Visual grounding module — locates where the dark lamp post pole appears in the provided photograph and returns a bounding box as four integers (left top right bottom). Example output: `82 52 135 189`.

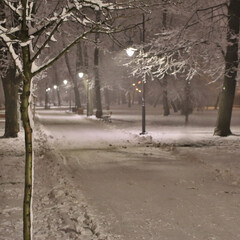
141 78 146 135
140 13 146 135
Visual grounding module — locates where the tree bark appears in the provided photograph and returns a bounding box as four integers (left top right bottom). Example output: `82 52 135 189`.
127 91 131 108
53 65 61 106
94 11 102 118
162 77 170 116
162 5 170 116
0 79 4 107
153 94 161 108
64 52 81 109
163 90 170 116
182 80 192 125
0 4 19 138
214 0 240 136
121 90 127 104
21 79 33 240
171 100 178 112
104 87 110 110
1 65 19 138
62 35 81 109
20 34 34 240
214 92 220 110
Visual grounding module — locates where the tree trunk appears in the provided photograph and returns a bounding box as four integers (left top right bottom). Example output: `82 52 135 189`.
21 80 33 240
62 36 81 109
162 78 170 116
1 65 19 138
171 100 178 112
153 94 161 108
104 87 110 110
121 91 127 104
127 91 131 108
214 0 239 136
117 89 121 105
94 11 102 118
132 88 135 105
0 80 4 107
64 52 81 109
182 80 192 125
53 65 61 106
214 92 220 110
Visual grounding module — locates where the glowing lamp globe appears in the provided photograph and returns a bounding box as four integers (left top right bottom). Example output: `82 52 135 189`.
126 47 136 57
78 72 84 78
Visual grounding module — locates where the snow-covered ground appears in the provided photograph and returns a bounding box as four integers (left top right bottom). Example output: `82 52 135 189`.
1 106 240 240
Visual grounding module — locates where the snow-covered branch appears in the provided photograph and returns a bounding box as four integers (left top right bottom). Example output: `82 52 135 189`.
126 28 225 84
2 0 23 17
0 33 22 73
32 28 94 76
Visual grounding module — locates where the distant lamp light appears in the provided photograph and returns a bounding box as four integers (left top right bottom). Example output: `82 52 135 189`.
136 88 139 91
138 81 142 84
78 72 84 78
132 83 136 86
63 80 68 85
46 87 51 92
126 47 136 57
53 85 57 89
139 90 142 93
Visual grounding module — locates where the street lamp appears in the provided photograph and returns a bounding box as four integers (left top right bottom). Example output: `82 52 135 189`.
45 87 51 109
78 72 92 116
78 72 84 78
63 80 71 110
126 47 137 57
126 14 146 135
53 85 57 89
126 48 146 135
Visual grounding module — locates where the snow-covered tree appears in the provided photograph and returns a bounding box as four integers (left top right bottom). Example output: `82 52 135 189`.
126 0 240 130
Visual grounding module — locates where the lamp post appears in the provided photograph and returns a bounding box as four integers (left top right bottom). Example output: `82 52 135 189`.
45 87 51 109
126 14 146 135
140 13 146 135
63 79 71 110
78 72 93 116
141 74 146 135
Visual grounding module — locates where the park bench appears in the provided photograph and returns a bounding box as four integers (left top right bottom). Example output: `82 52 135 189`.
101 112 112 123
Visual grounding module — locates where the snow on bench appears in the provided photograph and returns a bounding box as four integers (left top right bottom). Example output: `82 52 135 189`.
101 112 112 123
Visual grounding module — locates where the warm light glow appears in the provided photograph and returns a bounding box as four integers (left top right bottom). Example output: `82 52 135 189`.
63 80 68 85
78 72 84 78
53 85 57 89
136 88 139 91
138 81 142 84
126 47 137 57
132 83 136 86
139 90 142 93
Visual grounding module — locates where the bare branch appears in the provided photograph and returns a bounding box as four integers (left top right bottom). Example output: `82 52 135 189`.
32 29 94 76
2 0 22 17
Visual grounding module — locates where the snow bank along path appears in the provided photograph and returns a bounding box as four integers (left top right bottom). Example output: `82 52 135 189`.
0 120 111 240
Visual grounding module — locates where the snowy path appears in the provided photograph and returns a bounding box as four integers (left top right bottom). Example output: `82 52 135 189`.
37 109 240 240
